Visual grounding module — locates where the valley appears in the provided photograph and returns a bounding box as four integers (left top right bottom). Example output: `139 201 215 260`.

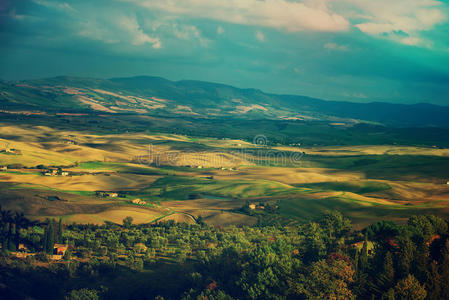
1 120 448 229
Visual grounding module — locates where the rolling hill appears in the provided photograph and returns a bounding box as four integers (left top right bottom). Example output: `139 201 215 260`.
1 75 449 127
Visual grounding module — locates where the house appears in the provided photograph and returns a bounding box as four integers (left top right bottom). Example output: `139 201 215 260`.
3 148 22 155
249 203 257 210
18 243 28 252
43 169 58 176
351 240 375 254
53 244 68 256
96 191 119 198
0 166 7 171
197 165 203 169
132 198 147 205
133 243 148 253
61 171 69 176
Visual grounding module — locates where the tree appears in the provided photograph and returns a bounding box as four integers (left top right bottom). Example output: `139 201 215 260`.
426 262 442 300
440 239 449 299
44 221 55 254
397 238 415 278
58 218 63 243
394 274 426 300
319 210 351 240
302 222 327 263
359 235 370 273
65 288 99 300
13 212 30 248
0 207 13 250
374 251 395 297
123 216 133 229
303 258 355 299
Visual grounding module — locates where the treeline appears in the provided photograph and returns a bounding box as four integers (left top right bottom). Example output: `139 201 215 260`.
1 209 449 299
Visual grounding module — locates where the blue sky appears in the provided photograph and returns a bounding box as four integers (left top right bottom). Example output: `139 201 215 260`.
1 0 449 105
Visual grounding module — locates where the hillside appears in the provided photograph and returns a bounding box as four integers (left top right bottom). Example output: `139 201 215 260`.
1 76 449 127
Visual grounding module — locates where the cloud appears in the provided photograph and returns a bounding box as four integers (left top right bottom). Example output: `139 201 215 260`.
33 0 76 12
255 31 265 42
172 24 209 47
217 26 225 35
119 15 161 47
125 0 350 32
324 42 348 51
343 0 448 46
78 14 161 49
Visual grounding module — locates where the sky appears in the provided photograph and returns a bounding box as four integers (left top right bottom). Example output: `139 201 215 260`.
1 0 449 105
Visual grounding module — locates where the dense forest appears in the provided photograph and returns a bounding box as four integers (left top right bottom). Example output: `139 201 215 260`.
1 206 449 299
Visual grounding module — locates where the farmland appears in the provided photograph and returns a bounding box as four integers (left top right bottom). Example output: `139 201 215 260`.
1 122 448 229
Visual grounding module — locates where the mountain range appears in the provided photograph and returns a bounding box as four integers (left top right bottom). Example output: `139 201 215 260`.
1 75 448 128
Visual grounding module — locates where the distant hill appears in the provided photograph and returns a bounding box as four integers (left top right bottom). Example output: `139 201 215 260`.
0 75 448 127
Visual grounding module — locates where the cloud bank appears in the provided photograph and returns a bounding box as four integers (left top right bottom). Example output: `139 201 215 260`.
125 0 350 32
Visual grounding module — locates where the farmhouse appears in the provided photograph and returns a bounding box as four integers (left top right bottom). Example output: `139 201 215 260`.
248 203 266 210
53 244 68 255
351 241 375 254
132 198 147 205
1 147 22 155
18 243 29 252
43 169 58 176
0 165 7 171
96 191 119 198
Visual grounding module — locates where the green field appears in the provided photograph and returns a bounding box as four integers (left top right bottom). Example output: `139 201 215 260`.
1 119 449 227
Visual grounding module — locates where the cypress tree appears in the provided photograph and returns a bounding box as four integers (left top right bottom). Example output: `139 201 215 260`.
374 251 395 297
398 238 415 278
359 236 369 272
43 226 48 252
46 221 54 254
441 240 449 299
383 251 395 283
58 218 63 243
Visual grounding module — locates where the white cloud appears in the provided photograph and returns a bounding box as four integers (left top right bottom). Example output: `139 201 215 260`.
255 31 265 42
125 0 350 32
217 26 225 35
143 19 210 47
33 0 76 12
324 42 348 51
172 24 209 47
119 15 162 47
124 0 447 48
341 0 447 46
78 14 161 49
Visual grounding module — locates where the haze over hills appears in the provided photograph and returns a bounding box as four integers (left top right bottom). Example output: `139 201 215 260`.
1 75 449 128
